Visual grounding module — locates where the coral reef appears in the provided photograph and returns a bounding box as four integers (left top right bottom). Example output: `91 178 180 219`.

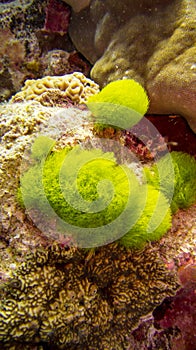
1 196 195 349
41 50 91 77
126 203 196 350
0 28 26 100
0 242 179 349
69 0 196 132
11 72 99 105
0 0 46 99
0 94 94 279
0 67 196 349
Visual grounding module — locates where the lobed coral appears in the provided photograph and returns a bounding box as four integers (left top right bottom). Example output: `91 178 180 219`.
11 72 99 105
0 242 179 349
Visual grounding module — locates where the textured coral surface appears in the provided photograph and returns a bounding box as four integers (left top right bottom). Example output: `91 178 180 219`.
0 243 179 349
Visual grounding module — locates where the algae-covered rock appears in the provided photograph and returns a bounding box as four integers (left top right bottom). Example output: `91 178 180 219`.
69 0 196 132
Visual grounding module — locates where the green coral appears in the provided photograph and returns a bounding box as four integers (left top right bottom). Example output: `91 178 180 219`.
144 151 196 213
18 140 171 248
86 79 149 129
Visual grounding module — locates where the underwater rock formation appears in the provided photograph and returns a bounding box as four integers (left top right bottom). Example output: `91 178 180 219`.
69 0 196 132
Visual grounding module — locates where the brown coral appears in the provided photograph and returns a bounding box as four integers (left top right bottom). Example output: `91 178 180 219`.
11 72 99 106
0 242 179 349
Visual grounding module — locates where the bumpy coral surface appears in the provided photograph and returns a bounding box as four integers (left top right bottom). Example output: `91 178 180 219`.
69 0 196 132
0 242 179 349
11 72 99 105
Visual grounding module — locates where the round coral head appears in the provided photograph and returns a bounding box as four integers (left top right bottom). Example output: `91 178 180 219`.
86 79 149 129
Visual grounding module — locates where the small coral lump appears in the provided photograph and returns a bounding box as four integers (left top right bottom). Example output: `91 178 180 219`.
86 79 149 128
11 72 99 105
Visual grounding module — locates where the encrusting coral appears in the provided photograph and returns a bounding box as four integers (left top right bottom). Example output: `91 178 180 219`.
0 242 179 349
11 72 99 106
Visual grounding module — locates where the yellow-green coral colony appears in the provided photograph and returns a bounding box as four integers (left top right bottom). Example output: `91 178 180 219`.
86 79 149 129
18 140 171 249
